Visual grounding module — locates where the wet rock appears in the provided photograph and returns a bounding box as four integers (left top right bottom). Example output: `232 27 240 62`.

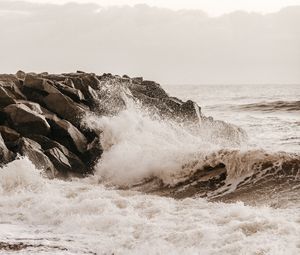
55 82 85 103
23 74 60 94
28 135 86 173
0 86 17 107
16 70 26 80
81 74 101 90
70 76 99 104
42 92 88 126
179 100 202 122
84 137 103 168
46 115 88 154
16 137 56 177
0 126 20 143
45 147 72 174
0 133 15 165
140 80 169 99
132 77 143 84
3 103 50 136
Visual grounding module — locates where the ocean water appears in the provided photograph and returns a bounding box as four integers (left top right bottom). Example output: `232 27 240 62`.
0 84 299 254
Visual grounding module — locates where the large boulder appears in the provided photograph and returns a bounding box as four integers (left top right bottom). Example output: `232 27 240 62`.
23 74 60 94
44 147 73 175
42 92 88 126
3 103 50 136
129 80 169 99
28 135 86 174
0 86 16 108
0 133 15 165
16 137 56 177
0 126 20 143
55 82 85 103
69 76 99 104
46 115 88 155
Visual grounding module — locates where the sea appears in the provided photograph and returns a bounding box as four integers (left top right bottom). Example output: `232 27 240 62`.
0 84 299 255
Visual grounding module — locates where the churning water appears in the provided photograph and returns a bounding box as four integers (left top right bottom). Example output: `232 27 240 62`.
0 84 299 254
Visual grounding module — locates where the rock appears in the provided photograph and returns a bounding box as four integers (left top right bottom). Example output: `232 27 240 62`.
0 78 26 108
44 147 72 174
28 135 86 173
63 78 75 88
55 82 85 103
40 74 66 82
179 100 202 122
16 70 26 80
0 86 17 108
16 137 56 177
0 80 26 99
0 126 20 143
129 80 169 99
3 103 50 136
132 77 143 84
84 137 103 168
70 76 99 103
0 74 20 86
46 115 88 154
42 92 88 126
0 133 15 165
81 74 101 90
23 74 60 94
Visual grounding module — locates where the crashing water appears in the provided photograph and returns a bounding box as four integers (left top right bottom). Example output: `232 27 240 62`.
0 84 300 254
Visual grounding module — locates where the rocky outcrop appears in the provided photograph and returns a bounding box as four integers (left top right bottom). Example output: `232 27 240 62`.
3 103 50 136
0 70 243 178
0 133 15 165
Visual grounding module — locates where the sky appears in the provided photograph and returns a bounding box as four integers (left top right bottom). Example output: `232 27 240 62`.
9 0 300 16
0 1 299 84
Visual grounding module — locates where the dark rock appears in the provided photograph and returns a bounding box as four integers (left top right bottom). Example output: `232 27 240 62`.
44 147 72 174
84 137 103 168
23 74 60 94
179 100 202 122
40 74 66 82
70 76 99 103
62 78 75 88
3 103 50 136
0 126 20 143
0 74 20 86
132 77 143 84
129 80 169 99
123 74 130 79
42 92 88 126
28 135 86 173
0 133 15 165
55 82 85 103
0 86 17 107
16 70 26 80
16 137 56 177
81 74 101 90
46 115 88 154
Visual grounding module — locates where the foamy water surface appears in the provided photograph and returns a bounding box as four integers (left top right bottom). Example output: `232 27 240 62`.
0 84 299 254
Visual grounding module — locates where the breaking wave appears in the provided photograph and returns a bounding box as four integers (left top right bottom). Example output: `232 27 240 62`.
236 100 300 112
83 100 300 205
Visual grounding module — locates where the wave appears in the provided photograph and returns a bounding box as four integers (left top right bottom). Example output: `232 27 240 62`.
83 100 300 205
236 100 300 112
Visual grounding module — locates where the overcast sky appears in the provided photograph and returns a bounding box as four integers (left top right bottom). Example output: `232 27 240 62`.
7 0 300 16
0 1 299 84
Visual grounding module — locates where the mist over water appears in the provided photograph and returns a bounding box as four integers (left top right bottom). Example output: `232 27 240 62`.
0 84 300 254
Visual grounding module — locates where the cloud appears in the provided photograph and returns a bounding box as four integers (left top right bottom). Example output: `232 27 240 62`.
0 1 299 84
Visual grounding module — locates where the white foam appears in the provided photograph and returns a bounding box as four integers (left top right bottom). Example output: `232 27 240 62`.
0 158 299 254
84 102 246 187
